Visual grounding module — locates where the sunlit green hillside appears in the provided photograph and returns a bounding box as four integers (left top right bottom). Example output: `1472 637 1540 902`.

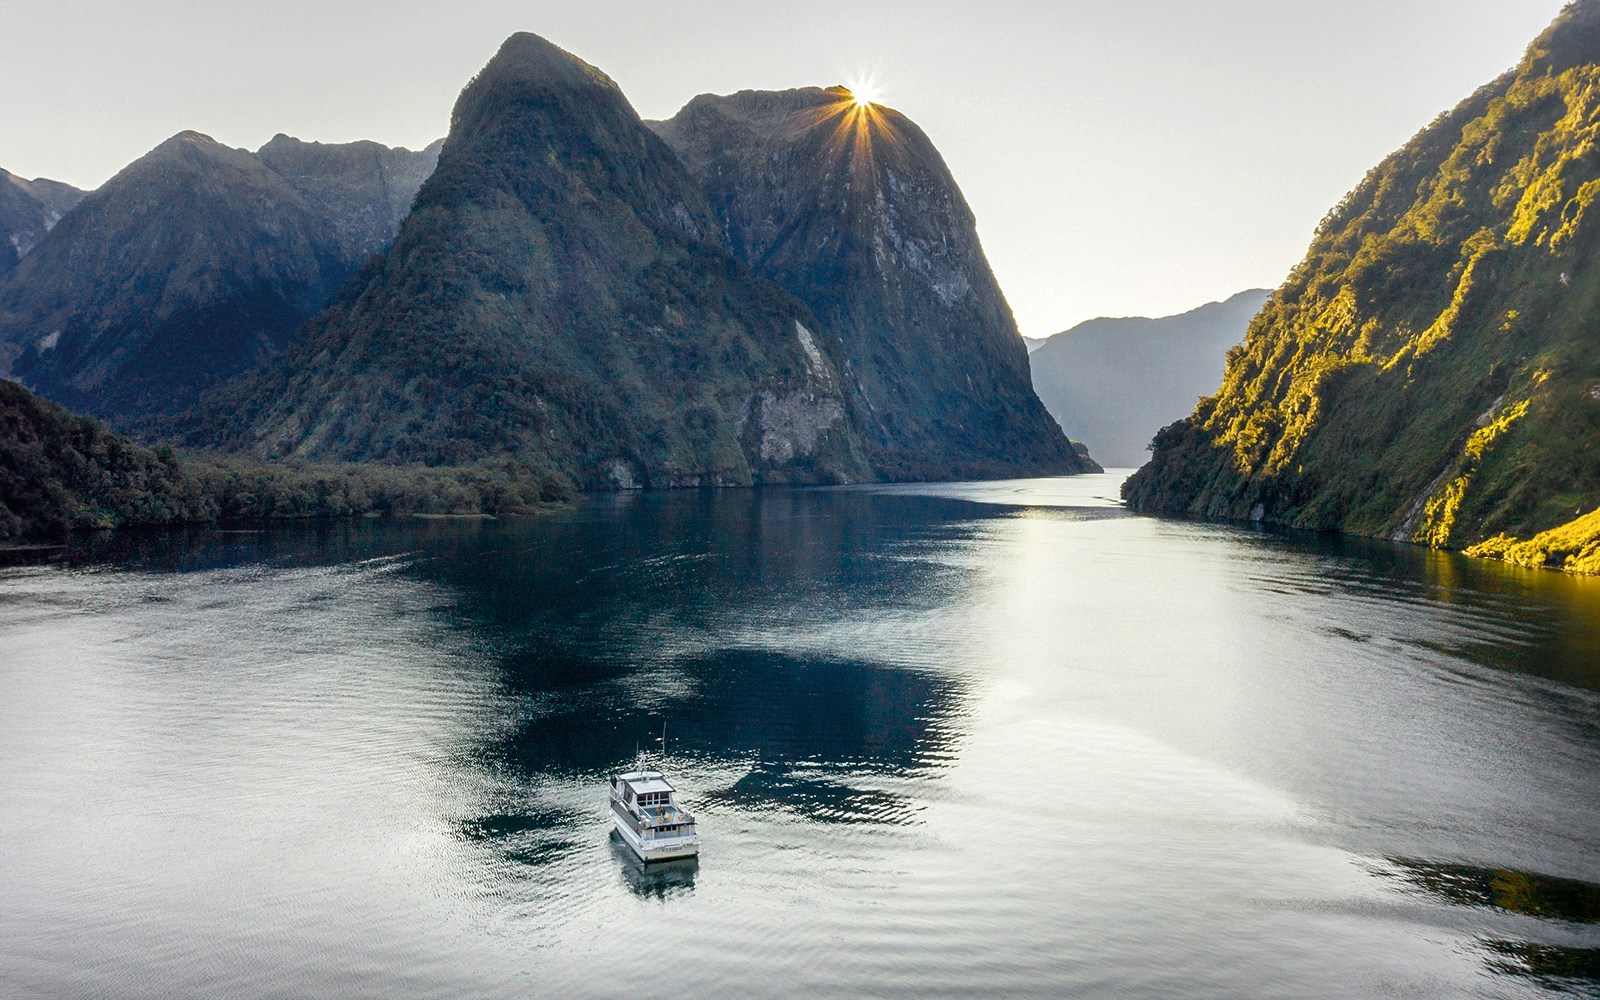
1125 1 1600 571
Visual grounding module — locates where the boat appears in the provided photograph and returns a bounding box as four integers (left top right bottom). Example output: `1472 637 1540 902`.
609 768 700 862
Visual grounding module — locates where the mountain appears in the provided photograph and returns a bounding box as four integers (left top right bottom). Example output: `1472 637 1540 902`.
1124 1 1600 570
648 87 1088 479
0 169 83 276
209 33 871 487
1022 336 1047 354
255 134 445 262
1029 290 1270 468
0 132 440 423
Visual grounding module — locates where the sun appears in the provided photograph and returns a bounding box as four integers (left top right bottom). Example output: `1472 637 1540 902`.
846 78 882 108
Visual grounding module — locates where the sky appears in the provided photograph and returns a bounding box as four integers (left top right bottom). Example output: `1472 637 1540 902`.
0 0 1570 336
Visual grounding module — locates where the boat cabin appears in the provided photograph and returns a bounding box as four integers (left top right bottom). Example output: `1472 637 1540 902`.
609 769 699 861
613 771 678 812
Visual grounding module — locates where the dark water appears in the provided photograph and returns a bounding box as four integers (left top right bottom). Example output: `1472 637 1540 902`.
2 473 1598 999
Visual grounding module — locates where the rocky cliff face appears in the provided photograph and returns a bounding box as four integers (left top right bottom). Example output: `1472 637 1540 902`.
210 33 869 487
0 169 83 276
1124 1 1600 555
1029 290 1269 468
0 133 439 422
649 87 1087 479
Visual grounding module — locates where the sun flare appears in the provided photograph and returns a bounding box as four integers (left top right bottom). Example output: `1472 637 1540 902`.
846 78 881 107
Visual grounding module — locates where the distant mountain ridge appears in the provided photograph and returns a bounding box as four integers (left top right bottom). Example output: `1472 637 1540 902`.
0 169 83 276
0 131 441 422
649 87 1087 479
1029 290 1270 467
256 133 445 264
1124 0 1600 571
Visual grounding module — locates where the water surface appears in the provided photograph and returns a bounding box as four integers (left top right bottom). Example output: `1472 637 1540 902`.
3 473 1598 998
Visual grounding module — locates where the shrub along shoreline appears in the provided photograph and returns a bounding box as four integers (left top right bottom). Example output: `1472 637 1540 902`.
7 379 1598 577
1465 508 1600 576
0 380 574 546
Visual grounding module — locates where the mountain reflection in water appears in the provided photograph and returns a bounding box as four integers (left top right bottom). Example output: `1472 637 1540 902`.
484 650 963 822
1365 856 1600 994
1374 856 1600 925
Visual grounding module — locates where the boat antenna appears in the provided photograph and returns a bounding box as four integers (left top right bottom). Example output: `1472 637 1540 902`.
660 720 668 767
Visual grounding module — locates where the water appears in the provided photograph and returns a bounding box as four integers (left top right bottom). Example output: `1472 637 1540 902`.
2 473 1597 998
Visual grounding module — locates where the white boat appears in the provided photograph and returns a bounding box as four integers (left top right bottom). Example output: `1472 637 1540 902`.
609 769 700 862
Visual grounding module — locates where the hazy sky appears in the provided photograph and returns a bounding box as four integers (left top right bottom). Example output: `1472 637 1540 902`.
0 0 1569 335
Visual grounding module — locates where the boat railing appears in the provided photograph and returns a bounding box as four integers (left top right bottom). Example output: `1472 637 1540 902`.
639 806 694 827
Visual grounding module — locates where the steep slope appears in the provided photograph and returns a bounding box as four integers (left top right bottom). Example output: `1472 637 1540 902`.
0 133 440 422
0 377 212 541
1030 290 1269 467
215 33 868 487
649 88 1086 479
256 134 446 262
0 169 84 276
1125 1 1600 558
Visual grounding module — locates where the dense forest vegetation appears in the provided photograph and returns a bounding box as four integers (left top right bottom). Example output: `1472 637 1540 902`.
0 380 572 544
1124 1 1600 573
